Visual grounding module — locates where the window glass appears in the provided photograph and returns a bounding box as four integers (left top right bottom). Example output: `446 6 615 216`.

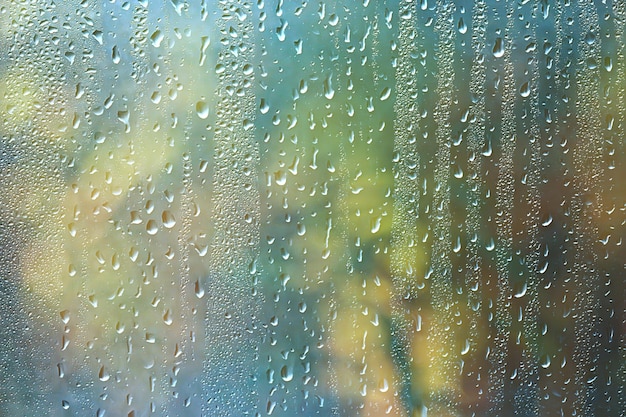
0 1 623 416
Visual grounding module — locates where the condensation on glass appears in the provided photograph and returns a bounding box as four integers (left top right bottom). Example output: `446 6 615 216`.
0 1 623 416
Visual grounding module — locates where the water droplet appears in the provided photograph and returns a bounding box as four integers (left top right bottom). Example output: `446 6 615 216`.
150 30 164 47
493 37 504 58
584 31 596 45
111 45 121 64
199 36 210 65
280 365 293 382
453 236 462 253
115 321 125 334
196 101 209 119
163 309 172 325
380 87 391 101
482 138 493 157
323 74 335 99
520 81 530 97
146 220 158 235
378 378 389 392
461 339 471 355
370 216 382 234
260 98 270 114
274 170 287 186
94 132 106 144
99 366 110 382
514 282 527 298
276 19 288 41
457 17 467 34
162 211 176 228
267 400 276 415
60 310 70 324
195 280 205 298
453 164 464 178
541 213 553 226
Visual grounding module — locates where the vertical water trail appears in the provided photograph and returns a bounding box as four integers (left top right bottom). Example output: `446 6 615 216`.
537 2 565 413
490 0 516 412
333 3 360 410
391 0 422 414
612 2 626 411
465 0 487 410
572 1 603 414
353 5 399 414
515 0 542 412
204 2 262 415
430 0 457 412
594 1 623 411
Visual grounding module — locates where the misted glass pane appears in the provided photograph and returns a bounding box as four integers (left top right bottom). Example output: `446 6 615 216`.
0 1 623 416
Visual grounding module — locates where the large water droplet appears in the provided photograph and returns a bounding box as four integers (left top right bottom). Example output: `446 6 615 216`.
162 211 176 228
280 365 293 382
146 220 158 235
99 366 110 382
493 37 504 58
519 81 530 98
196 101 209 119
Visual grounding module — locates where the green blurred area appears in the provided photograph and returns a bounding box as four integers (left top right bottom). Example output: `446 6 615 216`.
0 1 624 416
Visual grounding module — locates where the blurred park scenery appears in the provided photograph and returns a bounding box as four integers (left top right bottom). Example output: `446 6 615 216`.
0 0 624 416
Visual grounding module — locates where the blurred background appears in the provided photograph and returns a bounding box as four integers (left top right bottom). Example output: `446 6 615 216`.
0 0 623 416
